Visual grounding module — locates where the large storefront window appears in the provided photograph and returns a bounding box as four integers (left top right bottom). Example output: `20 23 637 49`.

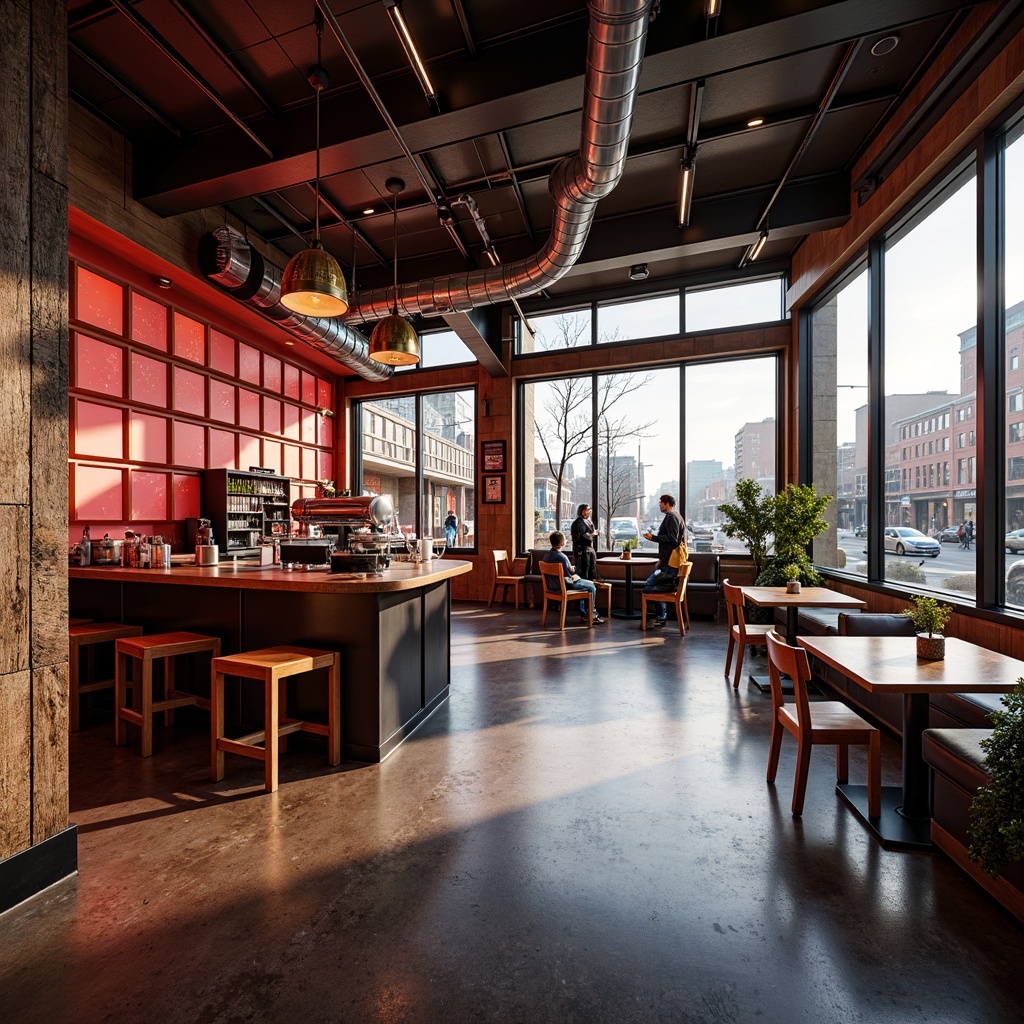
685 278 785 332
883 169 976 596
1004 124 1024 608
685 357 778 555
357 390 475 550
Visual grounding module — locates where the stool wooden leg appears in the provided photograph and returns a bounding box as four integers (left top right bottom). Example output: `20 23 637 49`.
265 675 279 793
69 640 81 734
278 676 288 754
141 656 154 758
164 656 176 727
211 668 225 782
328 653 341 766
115 651 129 746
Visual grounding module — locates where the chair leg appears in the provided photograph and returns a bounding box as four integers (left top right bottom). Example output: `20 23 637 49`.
675 597 685 636
211 668 225 782
541 595 548 628
867 732 881 818
328 653 341 766
558 598 566 630
836 744 849 783
724 632 735 678
488 584 497 608
164 656 176 727
732 644 744 689
278 674 288 754
264 675 279 793
140 657 154 758
766 717 784 783
683 595 690 630
641 596 647 631
115 650 129 747
792 738 812 816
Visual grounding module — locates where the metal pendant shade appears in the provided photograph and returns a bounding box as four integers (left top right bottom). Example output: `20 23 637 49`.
280 240 349 316
369 176 419 365
280 15 349 318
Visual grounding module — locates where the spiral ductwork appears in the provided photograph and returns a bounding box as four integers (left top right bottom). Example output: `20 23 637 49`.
199 0 652 379
346 0 653 324
198 226 395 382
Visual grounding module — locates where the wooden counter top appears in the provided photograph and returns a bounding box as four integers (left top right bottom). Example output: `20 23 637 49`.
69 559 473 593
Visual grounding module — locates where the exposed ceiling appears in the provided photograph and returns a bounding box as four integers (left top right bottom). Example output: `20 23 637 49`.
68 0 1011 318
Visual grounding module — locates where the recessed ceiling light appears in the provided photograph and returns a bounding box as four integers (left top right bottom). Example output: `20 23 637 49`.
629 263 649 281
362 207 375 215
153 275 172 289
747 117 764 128
871 35 899 57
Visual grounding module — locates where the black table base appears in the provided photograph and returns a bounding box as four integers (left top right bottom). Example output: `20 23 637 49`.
837 783 933 850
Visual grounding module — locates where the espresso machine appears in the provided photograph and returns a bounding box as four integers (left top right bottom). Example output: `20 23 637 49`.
289 495 397 574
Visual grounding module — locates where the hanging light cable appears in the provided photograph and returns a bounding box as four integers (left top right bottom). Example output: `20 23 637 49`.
369 178 420 365
280 9 349 317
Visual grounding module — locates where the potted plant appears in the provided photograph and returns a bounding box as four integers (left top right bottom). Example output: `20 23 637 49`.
902 595 954 660
782 563 801 594
619 538 635 560
969 679 1024 878
719 479 776 578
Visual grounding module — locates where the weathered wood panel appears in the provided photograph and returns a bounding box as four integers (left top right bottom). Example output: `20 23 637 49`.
0 506 30 676
0 671 32 860
30 0 67 186
0 1 32 507
30 170 69 669
32 663 69 844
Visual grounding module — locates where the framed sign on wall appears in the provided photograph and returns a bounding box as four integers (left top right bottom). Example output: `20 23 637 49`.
481 440 506 473
482 475 506 504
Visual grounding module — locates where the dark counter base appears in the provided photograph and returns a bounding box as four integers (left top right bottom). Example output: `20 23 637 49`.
0 826 78 915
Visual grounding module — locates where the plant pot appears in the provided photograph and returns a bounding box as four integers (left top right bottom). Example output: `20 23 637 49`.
786 580 801 594
917 633 945 660
620 549 631 560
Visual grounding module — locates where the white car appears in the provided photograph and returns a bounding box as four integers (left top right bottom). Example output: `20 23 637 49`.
1005 529 1024 553
884 527 940 557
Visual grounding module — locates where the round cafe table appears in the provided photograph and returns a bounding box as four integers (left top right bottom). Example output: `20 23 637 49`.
596 556 658 619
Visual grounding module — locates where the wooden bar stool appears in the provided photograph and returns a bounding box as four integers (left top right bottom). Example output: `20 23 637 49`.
69 622 143 733
211 646 341 793
116 632 221 756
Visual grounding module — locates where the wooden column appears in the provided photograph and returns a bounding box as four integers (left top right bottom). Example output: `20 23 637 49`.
0 0 75 912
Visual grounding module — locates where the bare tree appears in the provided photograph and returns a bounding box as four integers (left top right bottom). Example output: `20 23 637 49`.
532 312 654 534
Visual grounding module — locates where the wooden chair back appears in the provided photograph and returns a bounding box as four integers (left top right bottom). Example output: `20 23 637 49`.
492 549 511 578
537 558 592 628
722 579 746 632
537 559 567 598
765 629 813 730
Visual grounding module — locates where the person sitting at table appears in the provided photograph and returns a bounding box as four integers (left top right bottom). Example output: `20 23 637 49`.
570 503 598 582
641 494 685 629
543 531 603 624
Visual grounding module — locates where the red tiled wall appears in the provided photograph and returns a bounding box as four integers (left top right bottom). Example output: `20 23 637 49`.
69 261 336 545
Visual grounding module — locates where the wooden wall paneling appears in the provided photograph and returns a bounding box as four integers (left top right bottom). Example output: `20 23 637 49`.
0 1 32 508
0 671 32 860
32 663 68 844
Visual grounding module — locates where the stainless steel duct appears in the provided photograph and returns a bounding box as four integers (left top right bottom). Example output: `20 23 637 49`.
346 0 653 324
199 0 652 379
198 225 395 382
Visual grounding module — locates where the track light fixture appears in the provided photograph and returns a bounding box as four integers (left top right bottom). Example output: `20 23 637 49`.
369 177 420 366
749 227 769 262
383 0 438 109
678 150 696 227
705 0 722 17
629 263 649 282
280 11 349 318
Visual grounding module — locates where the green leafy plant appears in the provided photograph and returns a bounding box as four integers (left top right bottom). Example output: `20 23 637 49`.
718 479 776 577
719 480 833 578
620 537 638 552
901 595 954 637
773 483 833 563
781 562 800 581
755 553 823 589
969 680 1024 877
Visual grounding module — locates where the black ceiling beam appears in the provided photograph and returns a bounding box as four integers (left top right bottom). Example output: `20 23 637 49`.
132 0 982 215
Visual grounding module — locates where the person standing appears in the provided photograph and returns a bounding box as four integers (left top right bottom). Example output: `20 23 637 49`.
444 510 458 547
965 519 974 550
640 494 684 629
570 503 598 581
543 531 603 624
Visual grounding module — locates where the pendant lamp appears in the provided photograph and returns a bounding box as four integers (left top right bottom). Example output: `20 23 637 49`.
369 177 420 365
280 13 349 318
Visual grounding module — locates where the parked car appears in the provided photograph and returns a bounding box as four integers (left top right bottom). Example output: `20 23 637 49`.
610 516 640 543
884 527 940 557
854 523 867 537
1006 529 1024 553
937 525 961 543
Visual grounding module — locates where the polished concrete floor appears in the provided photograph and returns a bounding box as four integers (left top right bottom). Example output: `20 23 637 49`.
2 605 1023 1023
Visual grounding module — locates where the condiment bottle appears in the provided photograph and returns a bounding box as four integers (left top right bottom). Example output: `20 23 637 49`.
80 525 91 566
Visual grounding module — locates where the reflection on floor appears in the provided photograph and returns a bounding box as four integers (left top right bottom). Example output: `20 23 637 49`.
2 605 1023 1022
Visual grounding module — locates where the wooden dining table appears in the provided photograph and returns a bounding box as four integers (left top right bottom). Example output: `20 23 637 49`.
797 635 1023 849
740 586 866 692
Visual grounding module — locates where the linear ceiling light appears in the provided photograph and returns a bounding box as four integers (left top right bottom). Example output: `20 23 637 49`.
749 227 769 262
383 0 438 107
280 12 349 317
678 151 696 227
369 177 420 365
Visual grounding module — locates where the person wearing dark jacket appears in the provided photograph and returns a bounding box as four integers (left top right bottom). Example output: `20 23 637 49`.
570 503 598 580
641 494 684 628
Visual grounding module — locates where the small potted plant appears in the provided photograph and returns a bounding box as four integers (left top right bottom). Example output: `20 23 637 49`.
782 563 801 595
902 595 954 660
620 539 633 560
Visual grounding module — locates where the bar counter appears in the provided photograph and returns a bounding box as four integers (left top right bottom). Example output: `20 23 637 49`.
69 559 473 763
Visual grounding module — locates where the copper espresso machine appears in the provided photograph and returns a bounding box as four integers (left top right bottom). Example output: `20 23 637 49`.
289 495 397 574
